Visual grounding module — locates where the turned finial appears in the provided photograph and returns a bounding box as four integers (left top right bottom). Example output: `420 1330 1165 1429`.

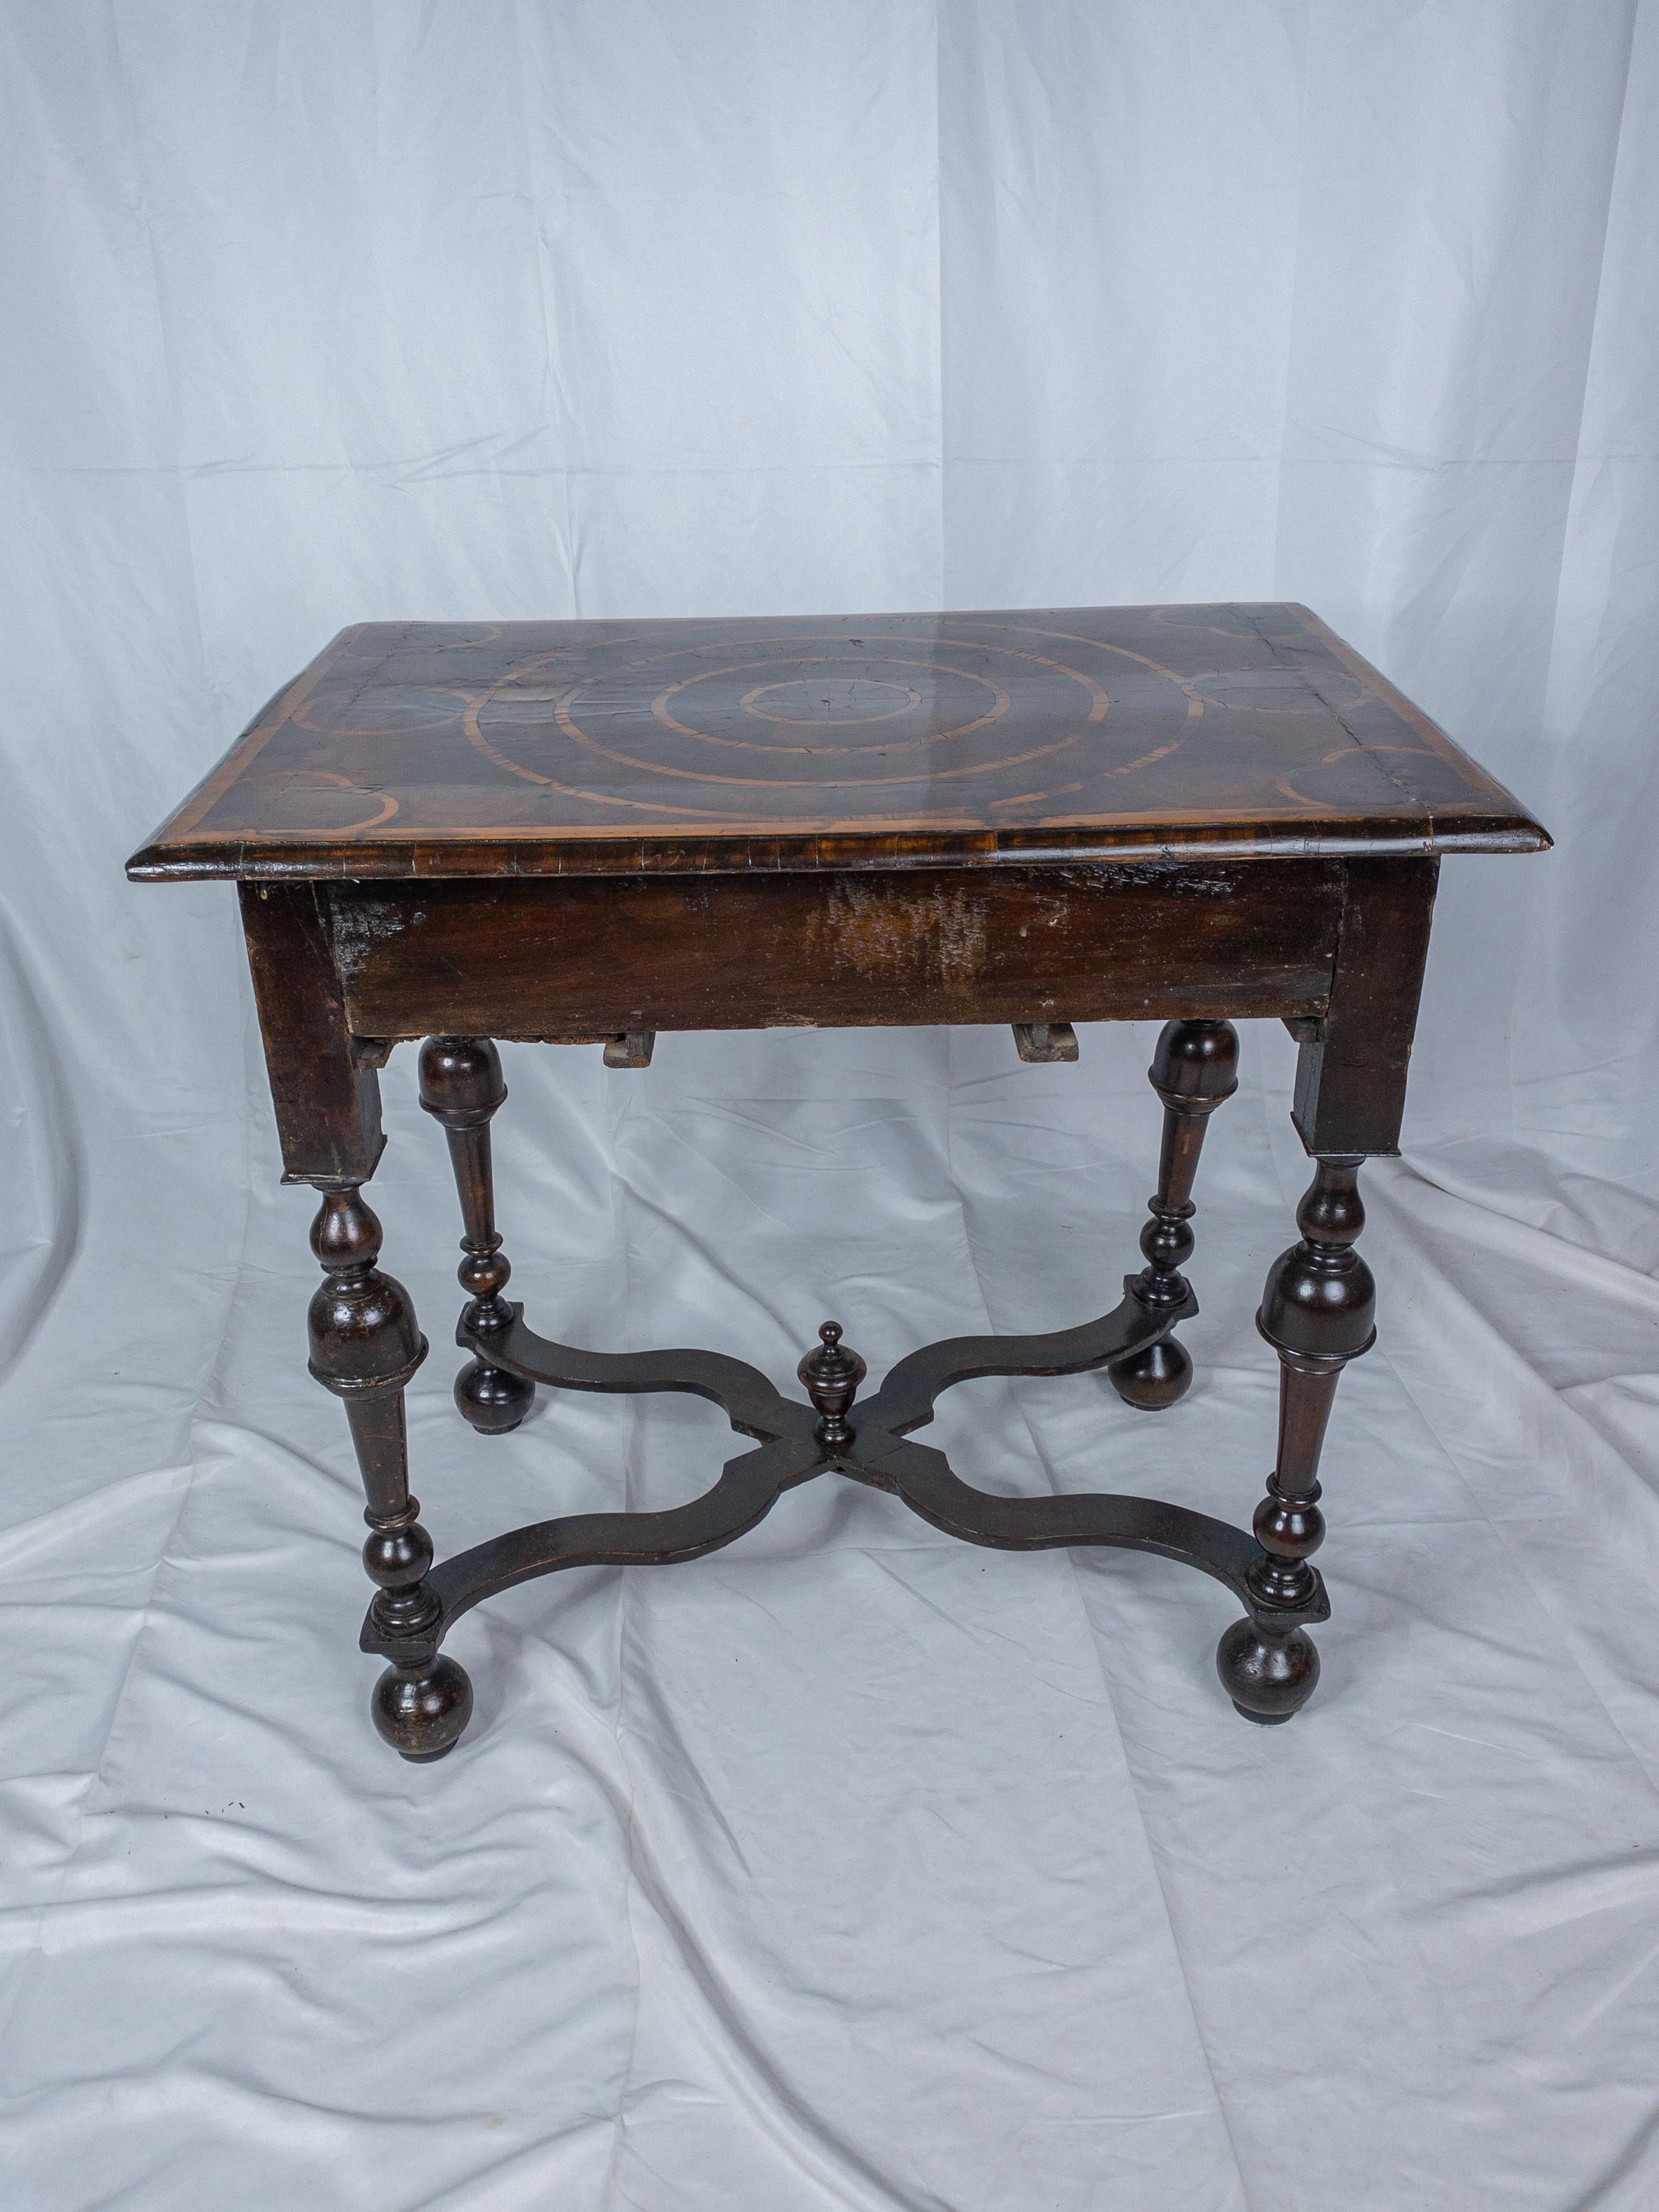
797 1321 866 1449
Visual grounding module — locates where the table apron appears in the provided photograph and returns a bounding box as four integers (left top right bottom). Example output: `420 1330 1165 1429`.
326 861 1344 1039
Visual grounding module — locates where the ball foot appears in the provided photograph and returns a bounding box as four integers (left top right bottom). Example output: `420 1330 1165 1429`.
1216 1615 1319 1724
372 1654 473 1761
1108 1335 1192 1411
455 1357 534 1435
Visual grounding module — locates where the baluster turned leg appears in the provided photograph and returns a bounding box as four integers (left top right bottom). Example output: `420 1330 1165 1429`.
1108 1019 1239 1410
418 1037 535 1435
308 1188 473 1760
1217 1156 1376 1724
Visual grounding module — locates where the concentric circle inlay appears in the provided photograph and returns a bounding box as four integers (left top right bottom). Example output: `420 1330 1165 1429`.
740 677 920 727
143 603 1541 876
458 623 1203 816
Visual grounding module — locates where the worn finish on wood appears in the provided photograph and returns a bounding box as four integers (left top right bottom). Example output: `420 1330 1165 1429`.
1217 1157 1377 1724
1109 1019 1240 1411
1012 1021 1079 1063
129 605 1547 882
326 862 1343 1043
128 600 1550 1755
1293 857 1440 1156
239 884 385 1186
418 1036 535 1436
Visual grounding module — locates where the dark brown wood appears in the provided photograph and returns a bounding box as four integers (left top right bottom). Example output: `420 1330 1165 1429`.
363 1283 1327 1675
1217 1157 1376 1724
127 601 1548 1753
1109 1018 1240 1411
238 884 384 1186
305 1187 471 1760
326 862 1343 1043
128 607 1547 883
1293 858 1439 1156
417 1036 535 1435
798 1322 866 1447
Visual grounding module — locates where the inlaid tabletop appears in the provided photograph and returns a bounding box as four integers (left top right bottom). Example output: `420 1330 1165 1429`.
128 604 1546 880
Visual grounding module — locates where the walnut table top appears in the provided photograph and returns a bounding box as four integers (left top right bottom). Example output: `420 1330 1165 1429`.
129 604 1544 883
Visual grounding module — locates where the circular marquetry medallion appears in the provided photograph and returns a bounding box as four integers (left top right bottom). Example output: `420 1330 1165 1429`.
457 624 1204 821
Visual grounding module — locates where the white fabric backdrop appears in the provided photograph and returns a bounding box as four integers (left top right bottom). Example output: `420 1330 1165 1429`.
3 4 1657 2206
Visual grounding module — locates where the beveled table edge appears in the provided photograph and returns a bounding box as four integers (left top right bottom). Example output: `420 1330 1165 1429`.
126 812 1550 884
123 603 1554 882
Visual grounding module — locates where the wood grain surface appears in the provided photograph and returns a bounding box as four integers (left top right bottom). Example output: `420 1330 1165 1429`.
127 604 1546 881
324 862 1343 1043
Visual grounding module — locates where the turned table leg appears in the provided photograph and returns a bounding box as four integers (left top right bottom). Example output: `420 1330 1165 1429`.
1109 1018 1239 1410
308 1187 473 1760
418 1036 535 1435
1217 1156 1375 1724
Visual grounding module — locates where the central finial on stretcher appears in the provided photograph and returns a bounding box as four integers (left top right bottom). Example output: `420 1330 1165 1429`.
798 1321 867 1448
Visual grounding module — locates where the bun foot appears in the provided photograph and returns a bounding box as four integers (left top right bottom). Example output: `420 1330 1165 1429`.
1216 1615 1319 1724
1108 1335 1192 1411
372 1654 474 1761
455 1356 534 1434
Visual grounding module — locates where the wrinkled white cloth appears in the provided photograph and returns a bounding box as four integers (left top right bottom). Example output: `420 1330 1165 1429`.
2 5 1657 2208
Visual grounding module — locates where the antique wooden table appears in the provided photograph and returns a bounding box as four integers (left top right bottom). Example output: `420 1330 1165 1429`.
128 605 1547 1760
